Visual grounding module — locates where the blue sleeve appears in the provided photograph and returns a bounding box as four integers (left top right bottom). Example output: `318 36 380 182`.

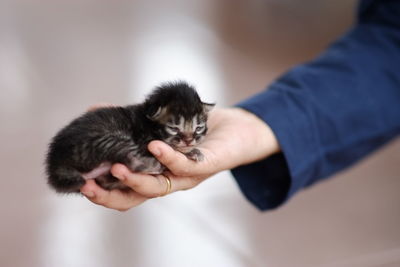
231 0 400 211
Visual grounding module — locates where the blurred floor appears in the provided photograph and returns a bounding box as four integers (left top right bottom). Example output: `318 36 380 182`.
1 0 399 267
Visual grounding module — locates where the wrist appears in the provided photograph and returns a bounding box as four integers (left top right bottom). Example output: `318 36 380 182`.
232 107 280 164
208 107 280 168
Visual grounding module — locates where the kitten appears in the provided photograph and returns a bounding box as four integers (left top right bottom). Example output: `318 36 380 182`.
46 81 214 193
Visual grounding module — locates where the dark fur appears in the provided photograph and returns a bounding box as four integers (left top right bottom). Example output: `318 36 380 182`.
46 81 213 193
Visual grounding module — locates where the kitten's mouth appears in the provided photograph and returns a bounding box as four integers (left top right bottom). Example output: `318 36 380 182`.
177 148 191 153
175 145 195 153
179 144 194 147
172 141 196 148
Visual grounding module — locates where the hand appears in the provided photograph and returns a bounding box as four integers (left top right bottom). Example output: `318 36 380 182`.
81 107 280 211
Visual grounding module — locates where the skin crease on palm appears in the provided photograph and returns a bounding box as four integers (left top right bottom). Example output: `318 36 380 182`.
80 106 280 211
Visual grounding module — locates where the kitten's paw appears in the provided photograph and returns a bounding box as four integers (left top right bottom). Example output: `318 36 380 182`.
185 148 204 162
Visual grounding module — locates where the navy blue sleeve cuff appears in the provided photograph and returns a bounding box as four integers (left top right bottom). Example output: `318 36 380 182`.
231 153 291 211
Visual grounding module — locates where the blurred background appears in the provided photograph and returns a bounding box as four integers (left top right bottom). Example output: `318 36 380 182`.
1 0 400 266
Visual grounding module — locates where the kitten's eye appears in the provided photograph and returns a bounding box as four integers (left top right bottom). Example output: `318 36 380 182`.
195 125 205 134
166 126 179 135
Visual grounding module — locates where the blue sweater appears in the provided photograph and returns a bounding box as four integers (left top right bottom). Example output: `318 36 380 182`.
231 0 400 211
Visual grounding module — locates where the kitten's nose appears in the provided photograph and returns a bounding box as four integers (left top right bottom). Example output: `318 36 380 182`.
183 138 194 146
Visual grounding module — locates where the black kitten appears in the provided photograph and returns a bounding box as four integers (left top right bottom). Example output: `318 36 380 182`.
46 81 214 193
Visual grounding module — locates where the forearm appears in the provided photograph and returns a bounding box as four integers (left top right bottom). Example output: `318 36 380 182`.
232 0 400 210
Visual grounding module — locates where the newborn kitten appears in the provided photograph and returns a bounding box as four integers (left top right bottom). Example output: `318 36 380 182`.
46 81 214 193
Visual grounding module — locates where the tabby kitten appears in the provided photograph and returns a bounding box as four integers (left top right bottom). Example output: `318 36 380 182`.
46 81 214 193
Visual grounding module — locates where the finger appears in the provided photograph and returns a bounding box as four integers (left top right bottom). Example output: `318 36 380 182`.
87 103 117 112
81 179 147 211
162 171 205 191
147 141 200 176
111 163 174 197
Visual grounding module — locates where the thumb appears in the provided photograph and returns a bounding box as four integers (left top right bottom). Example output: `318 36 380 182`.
148 140 197 176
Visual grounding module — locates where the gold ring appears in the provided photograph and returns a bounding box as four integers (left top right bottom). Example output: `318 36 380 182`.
161 176 172 197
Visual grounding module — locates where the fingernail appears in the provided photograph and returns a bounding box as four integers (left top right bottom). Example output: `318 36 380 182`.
111 165 126 180
114 174 125 181
82 191 95 198
152 148 161 157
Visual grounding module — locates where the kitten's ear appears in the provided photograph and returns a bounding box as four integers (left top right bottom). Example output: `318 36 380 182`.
147 106 167 121
202 102 215 113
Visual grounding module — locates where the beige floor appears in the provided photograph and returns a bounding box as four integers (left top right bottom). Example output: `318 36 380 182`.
1 0 400 267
